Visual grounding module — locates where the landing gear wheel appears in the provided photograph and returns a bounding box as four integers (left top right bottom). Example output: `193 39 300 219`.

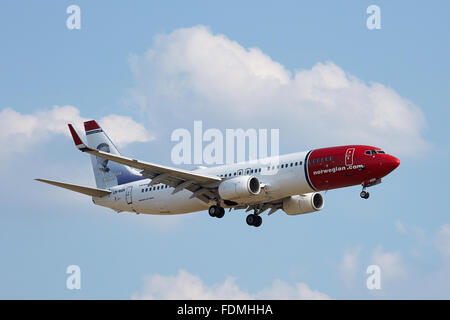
208 205 218 217
246 214 256 226
360 191 370 199
246 214 262 227
216 207 225 218
209 205 225 218
253 215 262 227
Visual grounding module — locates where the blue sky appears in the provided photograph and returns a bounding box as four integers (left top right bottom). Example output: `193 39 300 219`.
0 0 449 299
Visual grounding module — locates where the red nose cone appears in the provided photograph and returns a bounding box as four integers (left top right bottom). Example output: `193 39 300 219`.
388 155 400 172
393 156 400 168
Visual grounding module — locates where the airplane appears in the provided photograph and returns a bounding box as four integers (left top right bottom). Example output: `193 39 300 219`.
36 120 400 227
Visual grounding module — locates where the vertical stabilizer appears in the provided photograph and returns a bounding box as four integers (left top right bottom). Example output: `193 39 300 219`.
84 120 144 189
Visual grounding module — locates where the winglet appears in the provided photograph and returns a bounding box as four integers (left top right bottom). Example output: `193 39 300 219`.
68 124 91 152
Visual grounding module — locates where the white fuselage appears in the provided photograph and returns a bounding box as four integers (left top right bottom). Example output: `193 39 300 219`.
93 151 314 215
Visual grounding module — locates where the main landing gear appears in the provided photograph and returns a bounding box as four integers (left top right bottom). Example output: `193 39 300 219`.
208 204 263 227
246 209 263 228
208 205 225 218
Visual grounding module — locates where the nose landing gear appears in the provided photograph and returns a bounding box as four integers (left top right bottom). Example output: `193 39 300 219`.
360 190 370 199
360 178 382 199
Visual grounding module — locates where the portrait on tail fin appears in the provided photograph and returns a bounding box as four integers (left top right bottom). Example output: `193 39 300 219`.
94 142 118 187
96 143 111 173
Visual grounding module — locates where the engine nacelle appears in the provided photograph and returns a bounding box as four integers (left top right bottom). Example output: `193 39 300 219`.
218 176 261 200
282 193 324 215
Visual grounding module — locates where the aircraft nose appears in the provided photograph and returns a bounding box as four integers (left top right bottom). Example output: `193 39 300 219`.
387 155 400 172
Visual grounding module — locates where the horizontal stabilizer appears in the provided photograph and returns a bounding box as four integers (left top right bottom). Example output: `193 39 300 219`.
35 179 111 197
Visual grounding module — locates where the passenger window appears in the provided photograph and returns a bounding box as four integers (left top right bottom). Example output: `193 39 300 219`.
290 163 293 167
300 161 302 165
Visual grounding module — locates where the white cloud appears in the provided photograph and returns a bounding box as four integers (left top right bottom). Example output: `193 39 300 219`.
435 224 450 257
255 279 331 300
130 25 428 157
370 246 406 280
0 105 80 139
339 247 361 288
0 105 153 156
394 220 407 234
96 114 154 148
132 269 330 300
394 220 427 244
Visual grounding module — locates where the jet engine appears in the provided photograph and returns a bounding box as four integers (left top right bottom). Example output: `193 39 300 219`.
218 176 261 200
282 193 324 215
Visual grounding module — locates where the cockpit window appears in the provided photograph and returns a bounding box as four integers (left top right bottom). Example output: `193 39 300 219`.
365 150 382 155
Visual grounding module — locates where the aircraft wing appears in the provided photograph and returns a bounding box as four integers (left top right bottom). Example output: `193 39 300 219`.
68 124 221 203
36 178 112 197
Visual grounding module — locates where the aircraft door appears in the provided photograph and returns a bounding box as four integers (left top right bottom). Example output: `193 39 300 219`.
345 148 355 166
125 186 133 205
